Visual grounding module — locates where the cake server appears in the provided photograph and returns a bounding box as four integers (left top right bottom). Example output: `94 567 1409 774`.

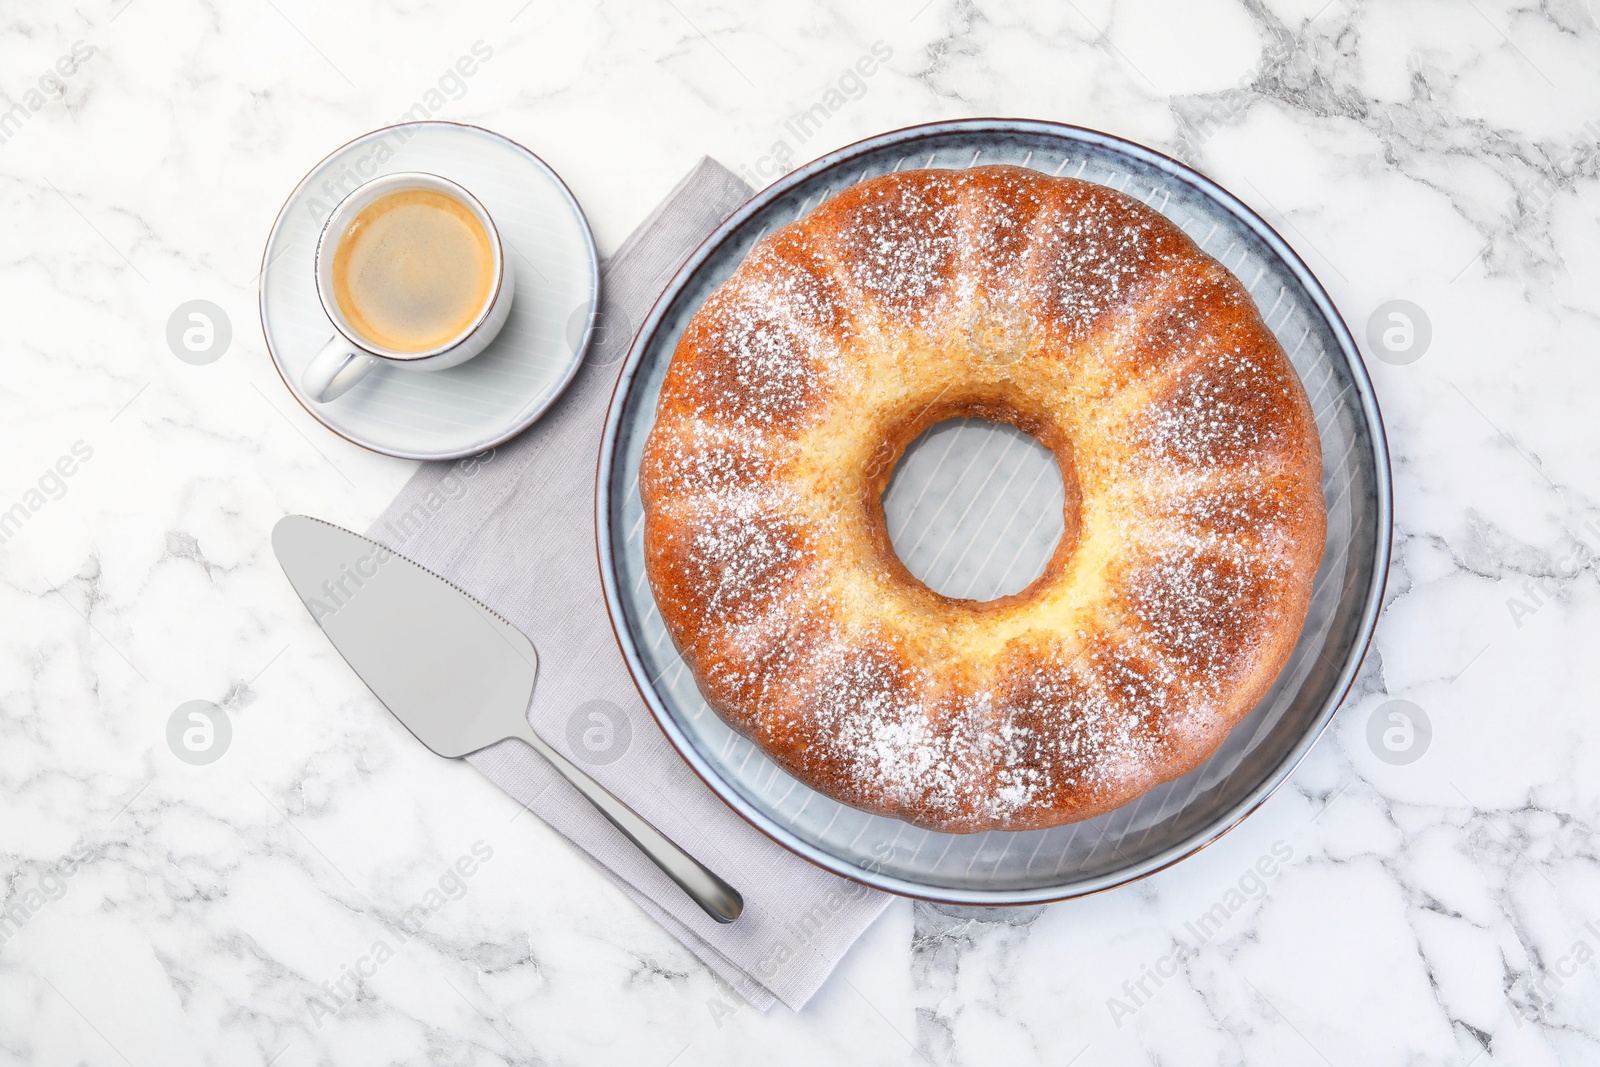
270 514 743 923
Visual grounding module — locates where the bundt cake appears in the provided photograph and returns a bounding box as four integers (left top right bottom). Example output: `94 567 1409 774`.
639 165 1325 833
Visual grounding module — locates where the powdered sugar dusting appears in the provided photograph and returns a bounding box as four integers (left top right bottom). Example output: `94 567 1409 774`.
1133 347 1299 468
811 173 961 329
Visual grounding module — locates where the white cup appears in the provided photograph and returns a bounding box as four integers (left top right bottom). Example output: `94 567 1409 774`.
303 171 514 404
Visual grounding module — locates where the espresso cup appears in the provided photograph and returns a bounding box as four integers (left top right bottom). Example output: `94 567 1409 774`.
303 172 513 404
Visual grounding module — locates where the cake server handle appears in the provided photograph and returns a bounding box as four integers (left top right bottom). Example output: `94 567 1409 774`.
510 720 744 924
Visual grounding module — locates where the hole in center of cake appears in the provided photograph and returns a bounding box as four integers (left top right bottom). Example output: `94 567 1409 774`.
881 416 1068 601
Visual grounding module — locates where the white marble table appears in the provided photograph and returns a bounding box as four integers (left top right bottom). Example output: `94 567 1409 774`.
3 0 1599 1063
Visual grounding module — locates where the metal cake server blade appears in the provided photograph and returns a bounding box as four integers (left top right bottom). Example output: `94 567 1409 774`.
271 514 743 923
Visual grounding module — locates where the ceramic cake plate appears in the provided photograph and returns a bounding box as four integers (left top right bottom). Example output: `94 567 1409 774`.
597 119 1391 905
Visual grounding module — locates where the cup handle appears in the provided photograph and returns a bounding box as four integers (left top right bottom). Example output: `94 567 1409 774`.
302 337 379 404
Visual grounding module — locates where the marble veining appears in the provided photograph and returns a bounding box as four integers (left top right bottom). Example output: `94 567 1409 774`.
2 0 1598 1063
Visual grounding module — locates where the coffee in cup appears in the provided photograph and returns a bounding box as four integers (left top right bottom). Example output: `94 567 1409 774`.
330 188 496 353
302 172 514 404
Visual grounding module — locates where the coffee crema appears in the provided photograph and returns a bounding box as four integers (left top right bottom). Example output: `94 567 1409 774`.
331 188 496 353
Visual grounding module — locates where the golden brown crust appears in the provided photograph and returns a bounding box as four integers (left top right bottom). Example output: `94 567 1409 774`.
639 165 1326 833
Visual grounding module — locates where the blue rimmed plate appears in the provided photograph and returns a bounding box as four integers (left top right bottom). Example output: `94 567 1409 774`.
597 119 1390 904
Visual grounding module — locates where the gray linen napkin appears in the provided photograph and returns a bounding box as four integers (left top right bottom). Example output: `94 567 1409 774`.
366 158 889 1011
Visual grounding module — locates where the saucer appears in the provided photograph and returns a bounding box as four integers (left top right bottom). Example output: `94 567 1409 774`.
260 121 599 461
